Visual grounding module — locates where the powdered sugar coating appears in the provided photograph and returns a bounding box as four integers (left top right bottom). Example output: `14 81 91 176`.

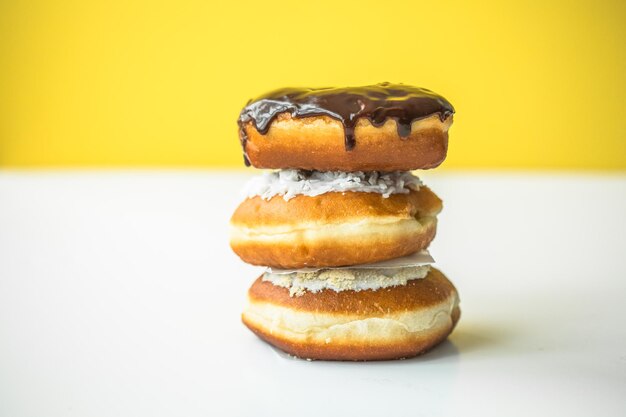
242 170 422 201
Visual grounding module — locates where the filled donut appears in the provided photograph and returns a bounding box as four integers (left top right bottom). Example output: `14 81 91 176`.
242 266 460 361
230 170 442 269
238 83 454 172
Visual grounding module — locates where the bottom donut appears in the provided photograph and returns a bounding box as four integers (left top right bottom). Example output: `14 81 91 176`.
242 267 460 361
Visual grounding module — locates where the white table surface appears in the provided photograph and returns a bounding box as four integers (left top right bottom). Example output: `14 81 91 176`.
0 171 625 417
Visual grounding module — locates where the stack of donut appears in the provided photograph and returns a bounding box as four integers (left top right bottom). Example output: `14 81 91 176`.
230 83 460 360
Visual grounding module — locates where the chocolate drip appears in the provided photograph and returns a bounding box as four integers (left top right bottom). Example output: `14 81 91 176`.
237 82 454 155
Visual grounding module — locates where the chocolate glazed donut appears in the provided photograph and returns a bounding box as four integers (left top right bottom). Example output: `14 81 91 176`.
238 82 454 167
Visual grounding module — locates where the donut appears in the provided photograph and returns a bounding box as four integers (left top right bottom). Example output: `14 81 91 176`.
230 171 442 269
242 267 460 361
238 83 454 171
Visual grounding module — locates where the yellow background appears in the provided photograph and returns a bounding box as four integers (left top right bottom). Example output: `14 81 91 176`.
1 0 624 169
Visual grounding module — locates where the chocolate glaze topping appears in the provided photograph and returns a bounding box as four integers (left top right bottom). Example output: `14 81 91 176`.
237 82 454 165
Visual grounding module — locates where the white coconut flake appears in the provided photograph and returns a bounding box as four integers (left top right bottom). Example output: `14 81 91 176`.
263 265 431 297
242 170 422 201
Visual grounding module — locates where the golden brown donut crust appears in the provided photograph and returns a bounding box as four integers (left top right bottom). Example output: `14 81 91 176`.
241 113 453 172
247 267 457 315
242 268 460 361
230 187 442 268
231 185 442 226
245 307 460 361
232 225 436 269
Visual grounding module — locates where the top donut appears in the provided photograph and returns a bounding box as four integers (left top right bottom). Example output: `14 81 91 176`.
238 83 454 172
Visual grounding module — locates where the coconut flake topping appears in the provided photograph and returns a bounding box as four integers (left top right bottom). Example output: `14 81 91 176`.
242 170 422 201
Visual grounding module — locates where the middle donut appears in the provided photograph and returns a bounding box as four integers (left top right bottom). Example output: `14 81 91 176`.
230 170 442 269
